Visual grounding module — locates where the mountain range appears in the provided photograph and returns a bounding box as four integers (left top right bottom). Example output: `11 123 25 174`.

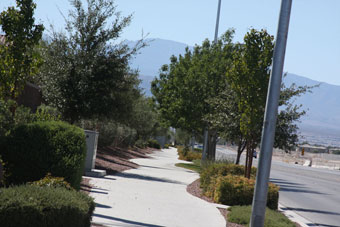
128 38 340 147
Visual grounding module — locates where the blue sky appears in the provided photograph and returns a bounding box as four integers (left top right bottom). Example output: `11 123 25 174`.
1 0 339 85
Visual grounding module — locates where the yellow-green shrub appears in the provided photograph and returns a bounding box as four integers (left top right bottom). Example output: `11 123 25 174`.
177 146 202 161
200 163 256 193
213 175 279 210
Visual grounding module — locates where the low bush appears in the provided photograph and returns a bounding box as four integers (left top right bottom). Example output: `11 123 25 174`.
213 175 279 210
200 163 257 193
148 139 161 149
227 205 295 227
135 139 148 148
29 173 73 191
0 184 95 227
1 121 86 189
177 146 202 161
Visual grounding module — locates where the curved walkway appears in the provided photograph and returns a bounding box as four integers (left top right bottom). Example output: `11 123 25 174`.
88 147 226 227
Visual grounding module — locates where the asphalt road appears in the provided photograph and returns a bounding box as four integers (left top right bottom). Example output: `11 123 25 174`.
216 146 340 227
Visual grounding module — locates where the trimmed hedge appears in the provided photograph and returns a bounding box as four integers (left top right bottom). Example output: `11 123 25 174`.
0 185 95 227
1 121 86 189
177 146 202 161
213 175 279 210
200 163 257 193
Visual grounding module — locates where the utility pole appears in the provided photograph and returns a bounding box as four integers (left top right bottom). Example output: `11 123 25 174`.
250 0 292 226
203 0 222 161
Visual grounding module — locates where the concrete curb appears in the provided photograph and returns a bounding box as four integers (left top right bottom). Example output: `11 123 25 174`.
279 203 311 227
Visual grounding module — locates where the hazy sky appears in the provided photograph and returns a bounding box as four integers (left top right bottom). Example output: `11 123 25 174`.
1 0 339 85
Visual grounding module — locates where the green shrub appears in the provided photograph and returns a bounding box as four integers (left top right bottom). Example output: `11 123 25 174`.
177 146 202 161
148 139 161 149
29 173 73 190
0 185 95 227
1 121 86 189
164 143 170 149
332 150 340 155
200 163 256 193
135 139 148 148
227 205 295 227
213 175 279 210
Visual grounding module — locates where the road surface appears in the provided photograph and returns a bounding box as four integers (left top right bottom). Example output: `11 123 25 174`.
217 146 340 227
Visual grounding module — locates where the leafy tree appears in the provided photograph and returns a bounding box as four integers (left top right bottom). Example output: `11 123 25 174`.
224 29 314 177
37 0 145 123
205 75 313 166
0 0 43 100
226 29 274 177
152 30 235 160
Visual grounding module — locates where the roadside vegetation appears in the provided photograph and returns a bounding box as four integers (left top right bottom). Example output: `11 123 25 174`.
227 206 295 227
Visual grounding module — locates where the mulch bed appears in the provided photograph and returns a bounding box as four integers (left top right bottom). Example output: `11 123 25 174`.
94 146 155 175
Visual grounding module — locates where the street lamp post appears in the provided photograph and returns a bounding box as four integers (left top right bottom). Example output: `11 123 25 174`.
203 0 222 161
250 0 293 226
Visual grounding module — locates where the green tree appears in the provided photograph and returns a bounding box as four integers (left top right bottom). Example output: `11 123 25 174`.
226 29 274 177
38 0 145 123
226 29 314 177
0 0 43 100
205 75 313 166
152 30 235 160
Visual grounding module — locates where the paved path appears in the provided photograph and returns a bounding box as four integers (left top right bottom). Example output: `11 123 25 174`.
88 148 226 227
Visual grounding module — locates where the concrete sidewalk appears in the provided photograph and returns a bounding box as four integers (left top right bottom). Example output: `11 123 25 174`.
87 147 226 227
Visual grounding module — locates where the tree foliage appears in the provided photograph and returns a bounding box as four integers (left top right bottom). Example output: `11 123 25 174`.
0 0 43 99
152 30 236 159
38 0 144 123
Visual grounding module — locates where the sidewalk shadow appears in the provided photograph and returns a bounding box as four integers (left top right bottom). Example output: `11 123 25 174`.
116 172 185 185
93 213 165 227
95 203 112 209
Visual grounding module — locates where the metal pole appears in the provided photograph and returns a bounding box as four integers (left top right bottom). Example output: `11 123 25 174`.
250 0 292 226
202 0 222 161
214 0 222 43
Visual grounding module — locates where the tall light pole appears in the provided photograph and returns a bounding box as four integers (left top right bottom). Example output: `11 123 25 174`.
250 0 292 226
203 0 222 160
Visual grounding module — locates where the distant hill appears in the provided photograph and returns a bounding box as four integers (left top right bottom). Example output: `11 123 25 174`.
129 38 340 146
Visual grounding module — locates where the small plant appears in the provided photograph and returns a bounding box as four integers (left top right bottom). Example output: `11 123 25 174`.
29 173 73 190
177 146 202 161
135 139 148 148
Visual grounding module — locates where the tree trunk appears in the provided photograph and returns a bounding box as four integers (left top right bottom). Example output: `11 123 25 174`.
236 139 246 165
202 129 217 162
0 161 3 187
191 134 195 151
244 142 249 178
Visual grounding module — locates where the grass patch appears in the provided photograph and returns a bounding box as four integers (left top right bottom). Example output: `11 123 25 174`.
227 206 295 227
175 159 202 173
